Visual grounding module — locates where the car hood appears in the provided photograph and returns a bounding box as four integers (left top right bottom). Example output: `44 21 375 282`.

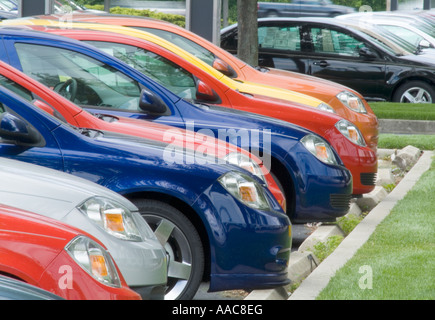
397 53 435 67
0 157 138 220
100 114 243 159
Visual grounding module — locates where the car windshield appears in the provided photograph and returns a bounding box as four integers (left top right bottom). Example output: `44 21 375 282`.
133 27 217 67
360 32 403 56
14 43 142 110
84 40 197 101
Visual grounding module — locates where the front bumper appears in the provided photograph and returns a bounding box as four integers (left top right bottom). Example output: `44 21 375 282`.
284 143 353 223
192 181 292 292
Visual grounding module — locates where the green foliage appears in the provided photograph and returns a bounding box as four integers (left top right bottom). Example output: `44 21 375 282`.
337 214 363 235
311 235 344 262
84 5 186 27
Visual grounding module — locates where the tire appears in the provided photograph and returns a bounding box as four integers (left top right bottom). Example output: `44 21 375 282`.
132 199 204 300
393 81 435 103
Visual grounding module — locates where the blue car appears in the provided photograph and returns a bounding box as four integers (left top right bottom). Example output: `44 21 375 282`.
0 84 291 300
0 27 353 224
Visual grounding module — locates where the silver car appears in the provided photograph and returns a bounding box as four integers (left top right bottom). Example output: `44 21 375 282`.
0 157 167 299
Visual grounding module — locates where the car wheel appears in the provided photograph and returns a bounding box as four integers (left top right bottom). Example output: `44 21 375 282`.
133 199 204 300
393 81 435 103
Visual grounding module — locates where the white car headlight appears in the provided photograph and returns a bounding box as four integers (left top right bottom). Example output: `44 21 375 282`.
318 102 336 113
65 236 122 288
301 134 338 165
337 91 367 113
218 171 271 211
335 119 366 147
78 197 143 242
224 152 266 183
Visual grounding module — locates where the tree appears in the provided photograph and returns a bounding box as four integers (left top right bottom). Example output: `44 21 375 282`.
236 0 258 66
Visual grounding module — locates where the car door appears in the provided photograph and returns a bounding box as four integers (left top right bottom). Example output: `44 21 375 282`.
0 88 64 170
303 23 387 99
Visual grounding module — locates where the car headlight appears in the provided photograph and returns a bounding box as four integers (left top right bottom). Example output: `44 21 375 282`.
318 102 336 113
65 236 122 288
224 152 266 183
218 171 271 211
78 197 143 242
337 91 367 113
335 119 366 147
301 134 338 165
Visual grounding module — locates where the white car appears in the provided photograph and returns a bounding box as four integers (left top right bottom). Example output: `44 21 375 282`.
0 157 167 299
337 12 435 49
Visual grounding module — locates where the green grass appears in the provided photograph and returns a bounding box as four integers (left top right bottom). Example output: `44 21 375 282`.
378 134 435 150
317 159 435 300
370 102 435 150
370 102 435 120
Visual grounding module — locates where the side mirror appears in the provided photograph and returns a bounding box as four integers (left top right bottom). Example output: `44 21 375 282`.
418 39 431 49
212 58 237 78
138 88 170 116
359 47 377 60
195 80 221 103
0 112 43 146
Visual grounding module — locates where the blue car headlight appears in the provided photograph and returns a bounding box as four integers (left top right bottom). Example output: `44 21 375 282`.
218 171 272 211
301 134 339 165
78 197 143 242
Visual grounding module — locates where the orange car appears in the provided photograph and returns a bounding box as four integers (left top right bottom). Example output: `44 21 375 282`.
43 13 378 151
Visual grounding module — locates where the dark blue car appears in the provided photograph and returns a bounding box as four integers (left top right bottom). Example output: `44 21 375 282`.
0 84 291 300
0 27 353 224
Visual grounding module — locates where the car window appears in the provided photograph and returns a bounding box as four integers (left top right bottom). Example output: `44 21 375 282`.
378 25 423 47
14 43 142 110
84 41 197 101
0 75 33 101
258 25 302 51
310 28 363 56
133 27 217 67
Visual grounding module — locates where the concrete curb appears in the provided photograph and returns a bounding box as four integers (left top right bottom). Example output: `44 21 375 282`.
244 148 433 300
379 119 435 135
288 150 433 300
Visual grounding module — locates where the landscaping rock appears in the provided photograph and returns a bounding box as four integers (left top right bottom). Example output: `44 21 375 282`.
376 167 395 186
394 145 422 169
355 186 388 211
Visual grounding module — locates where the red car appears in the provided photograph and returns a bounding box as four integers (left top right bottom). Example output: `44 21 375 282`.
0 60 285 209
38 27 377 196
0 204 141 300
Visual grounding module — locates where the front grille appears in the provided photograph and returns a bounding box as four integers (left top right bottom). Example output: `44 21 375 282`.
360 172 377 186
330 194 352 211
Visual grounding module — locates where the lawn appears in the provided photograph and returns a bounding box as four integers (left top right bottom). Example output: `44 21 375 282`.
316 104 435 299
370 102 435 120
371 102 435 150
316 157 435 300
